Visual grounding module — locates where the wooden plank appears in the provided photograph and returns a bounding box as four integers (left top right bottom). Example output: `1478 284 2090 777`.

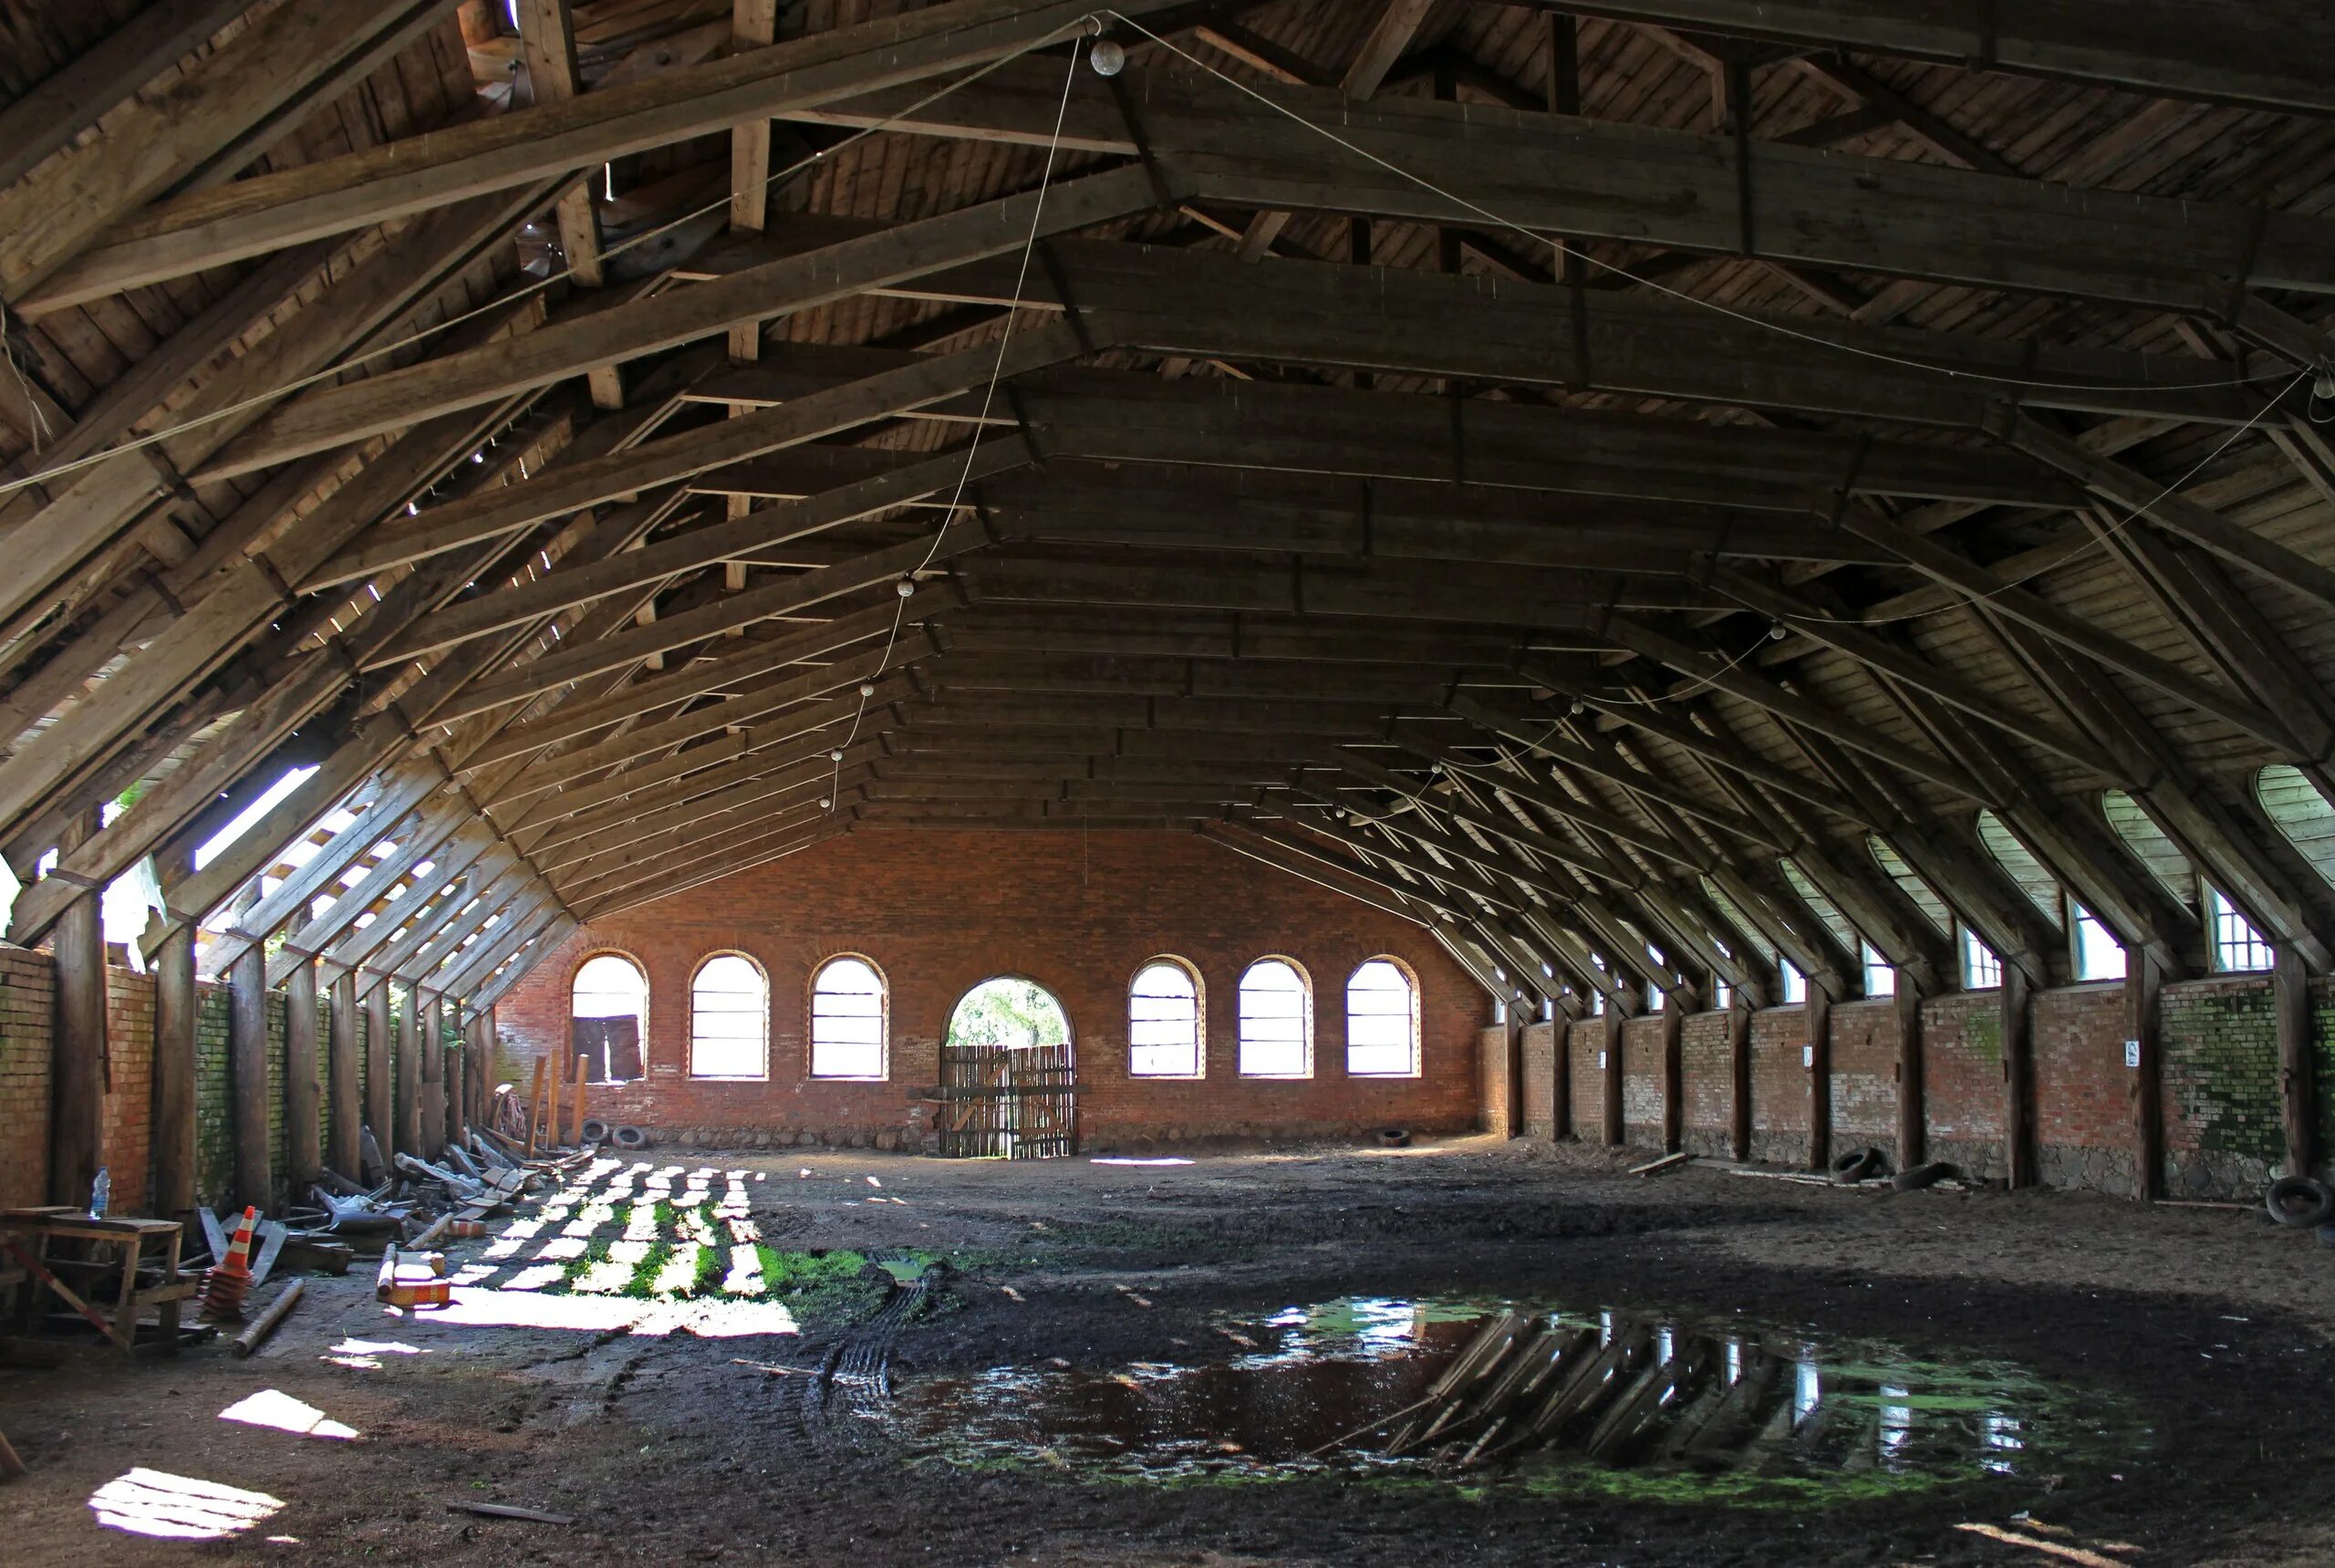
26 0 1181 308
0 0 451 304
0 0 257 191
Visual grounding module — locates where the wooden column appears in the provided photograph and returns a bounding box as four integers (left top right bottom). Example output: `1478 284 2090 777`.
228 929 272 1213
2003 962 2037 1189
1551 1010 1574 1139
446 1002 468 1147
1659 1006 1684 1153
393 981 420 1159
48 809 107 1208
151 922 198 1232
2275 945 2318 1179
1805 982 1833 1170
326 970 359 1177
363 979 392 1169
1728 1002 1752 1159
1501 1005 1525 1137
2126 950 2164 1200
283 959 321 1186
1894 986 1926 1171
546 1032 566 1147
1602 992 1630 1146
418 992 445 1157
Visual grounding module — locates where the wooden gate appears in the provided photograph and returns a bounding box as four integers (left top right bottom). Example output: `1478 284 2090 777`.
937 1041 1077 1158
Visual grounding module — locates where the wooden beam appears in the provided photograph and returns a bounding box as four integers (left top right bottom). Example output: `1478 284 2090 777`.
285 959 322 1185
516 0 607 286
2127 949 2164 1199
0 0 257 190
0 0 459 305
2276 944 2318 1179
229 914 272 1211
327 969 361 1179
1728 1002 1752 1159
26 0 1176 308
2002 960 2036 1189
1805 977 1832 1170
1512 1 2335 118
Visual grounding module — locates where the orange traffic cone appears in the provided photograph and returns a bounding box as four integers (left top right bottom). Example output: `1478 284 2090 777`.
201 1206 259 1321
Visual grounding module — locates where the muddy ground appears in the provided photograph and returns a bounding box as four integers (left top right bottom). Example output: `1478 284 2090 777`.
3 1136 2331 1566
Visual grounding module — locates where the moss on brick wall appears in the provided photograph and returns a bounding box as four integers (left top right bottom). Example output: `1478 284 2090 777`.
2163 984 2281 1166
194 982 232 1205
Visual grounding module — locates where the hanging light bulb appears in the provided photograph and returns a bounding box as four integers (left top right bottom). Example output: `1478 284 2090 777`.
820 797 834 809
896 577 916 598
1769 622 1788 640
1089 37 1126 76
858 682 876 699
1568 699 1586 716
828 748 844 762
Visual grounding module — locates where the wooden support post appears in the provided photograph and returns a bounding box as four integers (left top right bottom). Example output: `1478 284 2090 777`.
327 970 359 1177
2003 963 2037 1189
418 993 444 1157
48 809 106 1209
447 1021 469 1147
572 1053 588 1147
1728 1002 1752 1160
152 922 198 1232
284 959 321 1184
524 1056 547 1158
1805 983 1833 1170
546 1034 566 1147
2275 945 2318 1179
2127 950 2164 1200
228 922 272 1213
1501 1007 1525 1137
1603 996 1628 1146
1551 1014 1573 1139
394 982 421 1159
1660 1006 1684 1154
1894 986 1926 1172
363 980 391 1168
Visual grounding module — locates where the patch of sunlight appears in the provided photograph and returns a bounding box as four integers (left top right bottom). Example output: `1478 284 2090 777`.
723 1216 762 1243
451 1264 500 1286
499 1262 567 1293
723 1245 765 1296
1091 1158 1196 1167
90 1469 286 1541
562 1203 616 1237
533 1236 588 1262
322 1337 427 1369
218 1389 359 1440
622 1206 659 1242
431 1285 799 1337
572 1260 637 1294
649 1243 702 1296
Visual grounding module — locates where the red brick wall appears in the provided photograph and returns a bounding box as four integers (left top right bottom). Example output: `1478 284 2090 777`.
1829 999 1899 1154
102 962 155 1210
1620 1015 1665 1147
2032 983 2135 1192
1520 1022 1556 1138
496 830 1482 1149
1567 1020 1603 1141
0 945 55 1209
1748 1007 1811 1166
1679 1011 1731 1157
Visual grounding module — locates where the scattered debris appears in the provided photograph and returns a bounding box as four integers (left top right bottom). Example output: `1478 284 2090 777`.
1628 1152 1693 1178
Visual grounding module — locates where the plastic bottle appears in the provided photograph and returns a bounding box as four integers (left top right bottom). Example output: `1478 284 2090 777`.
89 1167 110 1218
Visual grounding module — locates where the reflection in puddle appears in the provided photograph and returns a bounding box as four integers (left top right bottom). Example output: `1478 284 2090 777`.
887 1296 2143 1506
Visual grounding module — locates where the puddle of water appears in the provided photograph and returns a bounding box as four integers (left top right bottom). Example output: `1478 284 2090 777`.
886 1296 2145 1506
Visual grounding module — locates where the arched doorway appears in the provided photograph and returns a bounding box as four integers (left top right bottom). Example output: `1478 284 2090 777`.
938 977 1076 1158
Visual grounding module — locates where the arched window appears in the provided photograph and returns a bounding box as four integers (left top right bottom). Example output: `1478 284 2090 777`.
810 956 887 1078
1977 810 2063 929
1869 836 1952 938
1237 957 1312 1077
1346 958 1419 1076
2257 764 2335 891
571 952 648 1082
1129 959 1202 1077
690 952 768 1079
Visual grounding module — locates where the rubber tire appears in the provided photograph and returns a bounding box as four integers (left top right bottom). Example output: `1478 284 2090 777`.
1378 1128 1411 1148
1831 1147 1883 1184
1891 1160 1955 1193
580 1118 610 1146
612 1124 648 1150
2265 1175 2335 1228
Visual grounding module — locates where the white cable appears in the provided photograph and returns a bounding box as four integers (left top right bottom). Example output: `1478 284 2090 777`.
1108 10 2284 399
822 31 1090 814
0 19 1100 504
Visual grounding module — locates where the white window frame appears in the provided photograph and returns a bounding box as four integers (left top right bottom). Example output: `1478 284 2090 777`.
809 954 889 1079
1128 957 1204 1078
1236 957 1313 1078
688 951 769 1079
1344 957 1421 1078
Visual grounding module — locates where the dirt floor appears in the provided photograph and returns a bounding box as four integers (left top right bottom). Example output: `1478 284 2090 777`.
4 1136 2332 1566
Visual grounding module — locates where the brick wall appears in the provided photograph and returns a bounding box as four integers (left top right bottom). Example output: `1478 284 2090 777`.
0 945 55 1208
496 830 1482 1151
2160 976 2282 1199
1478 1024 1508 1133
1567 1021 1603 1142
2033 984 2135 1195
1748 1007 1811 1167
1620 1015 1665 1146
1520 1022 1556 1138
101 961 154 1210
1921 992 2005 1180
1829 999 1899 1158
1679 1012 1730 1158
